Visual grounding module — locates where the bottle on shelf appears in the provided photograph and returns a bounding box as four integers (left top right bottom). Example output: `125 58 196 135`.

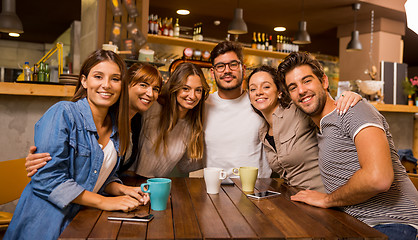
196 22 203 41
268 35 273 51
173 18 180 38
32 63 39 82
261 33 266 50
408 95 414 106
38 62 45 82
23 62 31 81
251 32 257 49
276 35 283 52
148 14 154 34
162 17 169 36
257 32 262 50
264 34 269 51
45 63 50 82
157 17 162 35
168 18 174 37
153 15 158 35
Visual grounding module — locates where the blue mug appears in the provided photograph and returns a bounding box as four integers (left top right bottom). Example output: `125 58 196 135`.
141 178 172 211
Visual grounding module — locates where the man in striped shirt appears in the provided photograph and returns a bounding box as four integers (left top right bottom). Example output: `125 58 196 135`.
278 52 418 240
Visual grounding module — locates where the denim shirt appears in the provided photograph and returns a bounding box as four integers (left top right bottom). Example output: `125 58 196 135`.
5 98 122 240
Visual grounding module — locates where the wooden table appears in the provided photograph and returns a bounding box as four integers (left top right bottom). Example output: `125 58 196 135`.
59 177 387 239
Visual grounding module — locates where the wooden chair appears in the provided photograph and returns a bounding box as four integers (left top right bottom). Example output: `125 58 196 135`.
0 158 30 230
408 173 418 190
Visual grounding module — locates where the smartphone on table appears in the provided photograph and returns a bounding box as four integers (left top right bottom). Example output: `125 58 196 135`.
247 190 281 199
108 214 154 222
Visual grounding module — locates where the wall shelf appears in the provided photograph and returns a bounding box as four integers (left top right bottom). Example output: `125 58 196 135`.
0 82 75 97
147 35 289 60
2 81 418 113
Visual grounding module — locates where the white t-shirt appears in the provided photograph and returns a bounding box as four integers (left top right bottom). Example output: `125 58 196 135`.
93 140 117 193
204 91 272 177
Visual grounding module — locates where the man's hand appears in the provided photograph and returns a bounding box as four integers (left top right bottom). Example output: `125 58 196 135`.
290 189 330 208
25 146 51 177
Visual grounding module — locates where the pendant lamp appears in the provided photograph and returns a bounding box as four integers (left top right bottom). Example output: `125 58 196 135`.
405 0 418 35
228 0 247 35
0 0 24 35
346 3 362 51
293 0 311 44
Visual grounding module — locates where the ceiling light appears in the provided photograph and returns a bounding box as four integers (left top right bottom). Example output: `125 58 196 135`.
228 8 248 34
8 32 20 37
274 27 286 32
0 0 24 35
404 0 418 35
293 0 311 44
176 9 190 15
346 3 362 51
294 21 311 44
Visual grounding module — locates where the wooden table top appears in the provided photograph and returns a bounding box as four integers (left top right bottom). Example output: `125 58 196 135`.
59 177 387 240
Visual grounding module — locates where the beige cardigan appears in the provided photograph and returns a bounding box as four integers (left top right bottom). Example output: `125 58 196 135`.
133 103 203 177
259 103 325 192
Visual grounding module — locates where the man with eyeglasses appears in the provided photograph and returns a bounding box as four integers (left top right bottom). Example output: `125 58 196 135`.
204 41 272 178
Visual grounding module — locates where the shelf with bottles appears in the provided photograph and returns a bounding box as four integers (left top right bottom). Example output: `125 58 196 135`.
0 82 76 97
146 34 289 60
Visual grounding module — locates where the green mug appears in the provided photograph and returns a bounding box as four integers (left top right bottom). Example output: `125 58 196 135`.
232 167 258 192
141 178 172 211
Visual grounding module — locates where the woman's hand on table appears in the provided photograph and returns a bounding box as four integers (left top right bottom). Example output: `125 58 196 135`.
100 195 143 212
105 182 150 206
119 185 150 205
25 146 51 177
335 91 362 115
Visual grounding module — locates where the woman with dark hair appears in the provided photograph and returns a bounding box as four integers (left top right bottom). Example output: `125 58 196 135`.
5 50 149 240
247 65 361 192
134 62 210 177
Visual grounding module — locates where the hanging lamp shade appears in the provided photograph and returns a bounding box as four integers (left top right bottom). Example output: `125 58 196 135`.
293 20 311 44
346 3 362 51
346 30 362 51
228 8 248 34
0 0 23 34
405 0 418 35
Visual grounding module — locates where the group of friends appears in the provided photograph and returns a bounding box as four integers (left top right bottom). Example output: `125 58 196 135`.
4 40 418 240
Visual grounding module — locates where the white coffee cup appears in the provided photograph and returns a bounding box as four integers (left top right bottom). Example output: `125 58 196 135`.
204 167 227 194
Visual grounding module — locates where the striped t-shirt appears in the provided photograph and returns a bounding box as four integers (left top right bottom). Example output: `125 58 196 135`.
317 100 418 227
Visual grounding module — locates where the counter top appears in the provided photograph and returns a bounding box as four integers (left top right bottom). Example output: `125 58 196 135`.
371 102 418 113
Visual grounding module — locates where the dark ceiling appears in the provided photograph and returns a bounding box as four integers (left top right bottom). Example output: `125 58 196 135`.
1 0 417 66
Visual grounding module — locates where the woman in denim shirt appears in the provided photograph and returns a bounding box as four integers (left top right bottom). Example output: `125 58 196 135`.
5 50 149 240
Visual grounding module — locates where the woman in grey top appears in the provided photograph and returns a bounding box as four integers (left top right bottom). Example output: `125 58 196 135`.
247 65 361 191
134 62 210 177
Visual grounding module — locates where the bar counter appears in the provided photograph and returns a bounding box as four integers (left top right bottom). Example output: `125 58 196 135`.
59 177 387 240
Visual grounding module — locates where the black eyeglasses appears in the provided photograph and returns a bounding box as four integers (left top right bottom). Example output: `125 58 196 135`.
213 60 241 72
